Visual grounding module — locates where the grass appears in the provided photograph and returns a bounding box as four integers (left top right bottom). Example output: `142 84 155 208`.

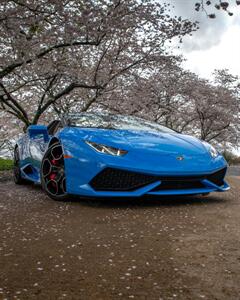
0 158 13 171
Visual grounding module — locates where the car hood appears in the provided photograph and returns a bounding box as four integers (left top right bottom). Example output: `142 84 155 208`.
61 127 208 156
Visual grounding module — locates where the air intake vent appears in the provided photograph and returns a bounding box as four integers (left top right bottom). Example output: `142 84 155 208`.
89 167 227 192
206 167 226 186
90 168 157 191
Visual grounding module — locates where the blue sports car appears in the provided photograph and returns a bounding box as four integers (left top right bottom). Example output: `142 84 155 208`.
13 113 230 201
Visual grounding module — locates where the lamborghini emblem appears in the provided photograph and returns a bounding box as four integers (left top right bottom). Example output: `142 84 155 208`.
176 156 184 161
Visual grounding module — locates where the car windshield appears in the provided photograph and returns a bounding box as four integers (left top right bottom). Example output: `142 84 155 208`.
66 113 175 134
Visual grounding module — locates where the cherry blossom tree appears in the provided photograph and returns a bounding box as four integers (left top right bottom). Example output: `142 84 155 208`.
0 1 239 155
195 1 240 18
0 0 197 129
105 62 239 148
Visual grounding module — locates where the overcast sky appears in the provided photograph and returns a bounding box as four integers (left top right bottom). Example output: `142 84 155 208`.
168 0 240 79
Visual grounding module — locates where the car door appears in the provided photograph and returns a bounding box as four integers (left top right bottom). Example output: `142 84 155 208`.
29 132 48 169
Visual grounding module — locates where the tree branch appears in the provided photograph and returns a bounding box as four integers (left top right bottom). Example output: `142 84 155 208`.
0 37 106 79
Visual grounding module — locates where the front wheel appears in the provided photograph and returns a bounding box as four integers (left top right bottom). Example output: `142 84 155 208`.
41 143 69 201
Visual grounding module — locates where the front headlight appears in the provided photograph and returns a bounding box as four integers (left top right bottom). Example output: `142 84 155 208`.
202 142 218 158
209 145 218 158
85 141 128 156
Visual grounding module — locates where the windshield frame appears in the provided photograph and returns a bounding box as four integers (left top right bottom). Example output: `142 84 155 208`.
62 113 176 134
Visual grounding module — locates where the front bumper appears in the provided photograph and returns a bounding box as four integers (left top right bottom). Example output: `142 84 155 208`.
62 139 229 197
65 161 229 197
88 167 229 197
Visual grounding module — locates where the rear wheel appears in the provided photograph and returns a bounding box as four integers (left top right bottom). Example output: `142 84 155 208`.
41 143 69 201
13 147 28 184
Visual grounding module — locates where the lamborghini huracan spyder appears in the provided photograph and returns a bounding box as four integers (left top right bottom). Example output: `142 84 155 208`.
13 113 229 200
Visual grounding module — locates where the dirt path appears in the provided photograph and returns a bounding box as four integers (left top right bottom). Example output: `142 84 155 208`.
0 176 240 300
227 165 240 177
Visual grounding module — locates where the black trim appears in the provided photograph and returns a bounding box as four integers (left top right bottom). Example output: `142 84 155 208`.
89 167 227 192
90 168 157 191
206 167 226 186
47 120 62 135
152 180 205 192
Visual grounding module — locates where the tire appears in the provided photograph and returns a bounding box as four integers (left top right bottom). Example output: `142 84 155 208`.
40 143 69 201
13 147 29 185
201 193 210 197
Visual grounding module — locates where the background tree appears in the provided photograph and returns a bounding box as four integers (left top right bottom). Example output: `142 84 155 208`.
195 0 240 18
102 62 239 149
0 0 239 156
0 0 196 130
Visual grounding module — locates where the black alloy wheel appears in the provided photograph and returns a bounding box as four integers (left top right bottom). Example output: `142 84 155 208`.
41 143 69 201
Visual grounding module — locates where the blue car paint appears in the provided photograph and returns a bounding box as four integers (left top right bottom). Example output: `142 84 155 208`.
28 125 50 143
16 125 230 197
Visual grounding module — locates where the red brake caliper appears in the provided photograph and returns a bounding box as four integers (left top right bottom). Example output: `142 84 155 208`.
50 173 57 180
51 159 58 165
50 159 58 178
49 160 58 187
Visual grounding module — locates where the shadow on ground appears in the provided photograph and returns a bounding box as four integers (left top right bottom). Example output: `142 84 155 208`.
26 181 226 209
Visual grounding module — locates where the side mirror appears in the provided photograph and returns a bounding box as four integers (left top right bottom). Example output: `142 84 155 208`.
28 125 50 142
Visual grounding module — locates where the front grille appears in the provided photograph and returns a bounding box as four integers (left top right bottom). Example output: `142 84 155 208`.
90 167 227 192
90 168 157 191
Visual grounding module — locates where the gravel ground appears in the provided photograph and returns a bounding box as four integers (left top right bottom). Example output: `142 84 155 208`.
0 174 240 300
227 165 240 177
